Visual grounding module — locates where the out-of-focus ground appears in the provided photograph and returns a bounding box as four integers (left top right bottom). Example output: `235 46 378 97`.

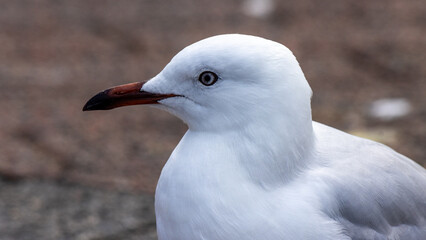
0 0 425 239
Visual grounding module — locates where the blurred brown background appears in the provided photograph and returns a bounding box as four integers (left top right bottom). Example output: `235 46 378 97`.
0 0 425 239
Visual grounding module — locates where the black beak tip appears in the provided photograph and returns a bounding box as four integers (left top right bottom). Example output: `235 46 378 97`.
82 103 92 111
82 99 97 111
82 91 111 111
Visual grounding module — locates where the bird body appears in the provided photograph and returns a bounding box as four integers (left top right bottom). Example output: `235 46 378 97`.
155 122 426 239
84 34 426 239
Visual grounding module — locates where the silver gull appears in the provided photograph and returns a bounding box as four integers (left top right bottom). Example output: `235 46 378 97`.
83 34 426 240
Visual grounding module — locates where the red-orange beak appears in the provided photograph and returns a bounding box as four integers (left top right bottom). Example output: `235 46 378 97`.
82 81 179 111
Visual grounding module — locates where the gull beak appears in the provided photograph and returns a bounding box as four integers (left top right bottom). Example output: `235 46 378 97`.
82 81 178 111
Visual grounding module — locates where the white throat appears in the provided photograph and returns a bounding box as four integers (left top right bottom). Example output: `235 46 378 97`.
169 105 315 189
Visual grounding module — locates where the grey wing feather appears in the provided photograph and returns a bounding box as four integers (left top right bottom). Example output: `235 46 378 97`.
313 122 426 239
331 144 426 239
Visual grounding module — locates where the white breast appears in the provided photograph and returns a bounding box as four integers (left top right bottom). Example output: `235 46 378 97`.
154 130 348 240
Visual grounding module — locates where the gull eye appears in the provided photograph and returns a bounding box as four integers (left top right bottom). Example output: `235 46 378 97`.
198 71 218 86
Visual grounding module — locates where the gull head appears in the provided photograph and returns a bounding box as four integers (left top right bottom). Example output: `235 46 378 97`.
83 34 313 132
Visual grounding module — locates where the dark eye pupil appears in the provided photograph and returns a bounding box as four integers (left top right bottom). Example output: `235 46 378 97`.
199 71 218 86
204 75 211 82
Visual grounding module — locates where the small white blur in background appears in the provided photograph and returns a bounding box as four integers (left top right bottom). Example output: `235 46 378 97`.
242 0 275 18
368 98 412 121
